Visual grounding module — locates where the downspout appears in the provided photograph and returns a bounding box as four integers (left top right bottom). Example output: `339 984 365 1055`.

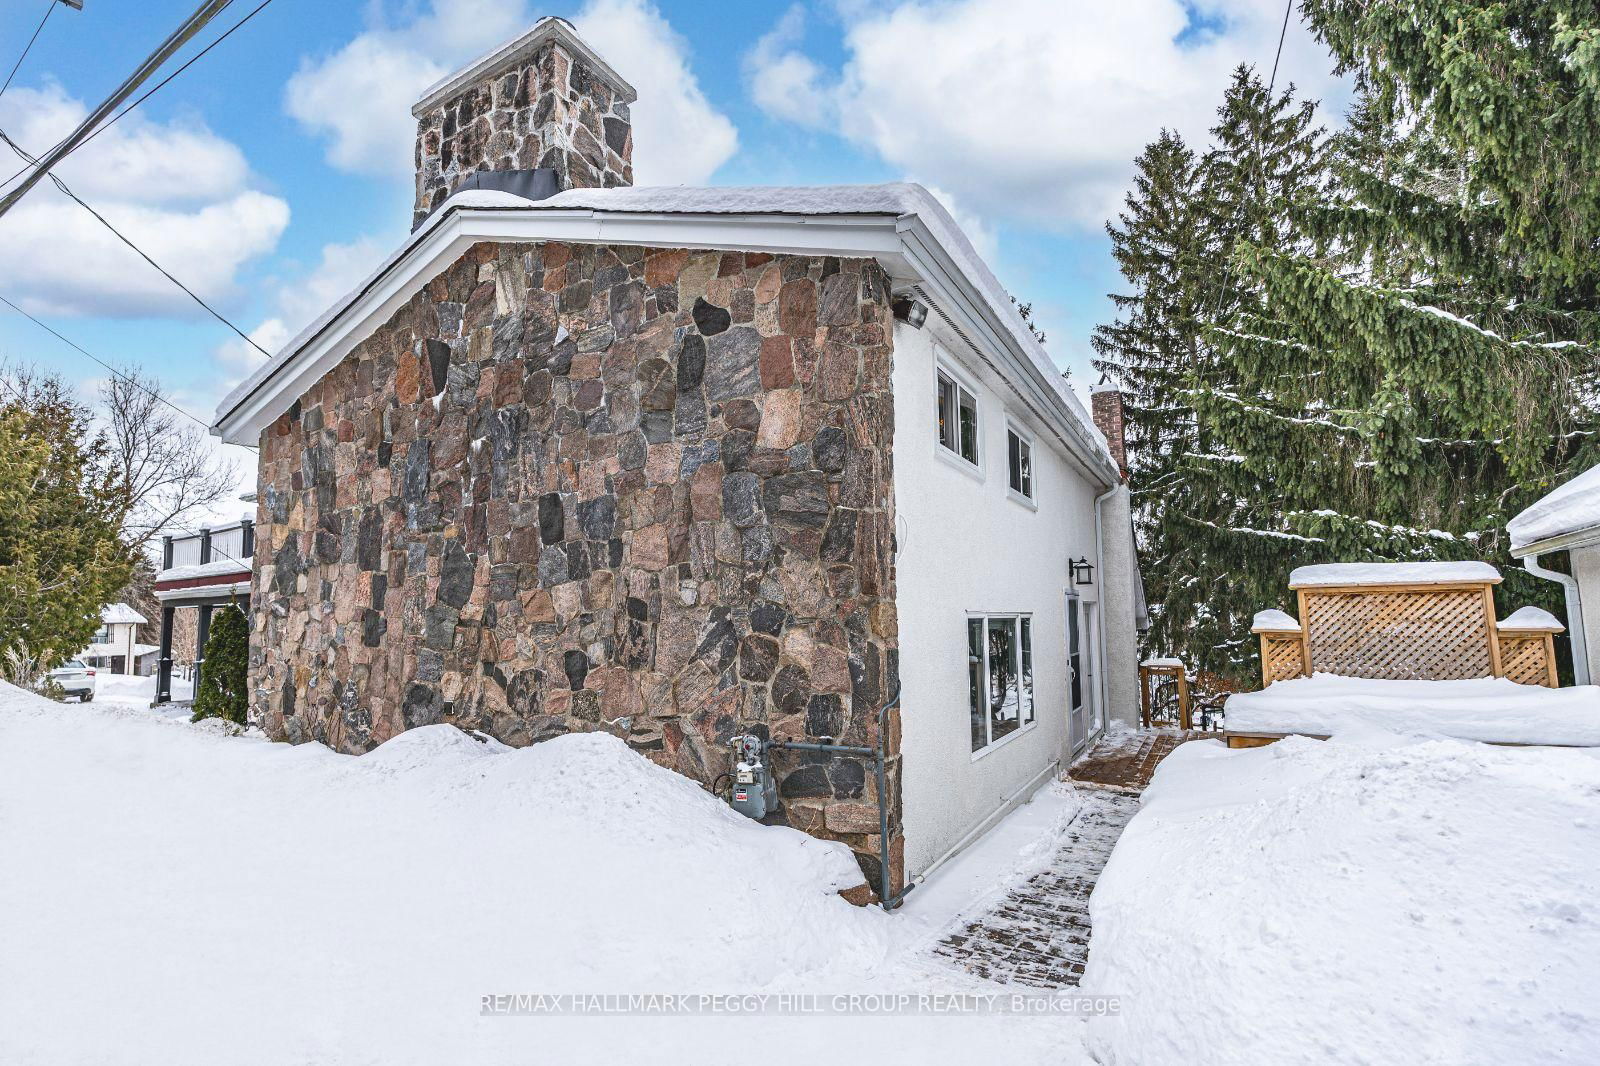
1523 553 1590 686
1091 482 1121 737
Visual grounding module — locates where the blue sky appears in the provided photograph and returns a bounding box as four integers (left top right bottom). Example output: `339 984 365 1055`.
0 0 1344 475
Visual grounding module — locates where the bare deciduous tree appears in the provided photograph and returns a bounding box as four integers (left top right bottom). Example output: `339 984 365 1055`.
101 369 239 550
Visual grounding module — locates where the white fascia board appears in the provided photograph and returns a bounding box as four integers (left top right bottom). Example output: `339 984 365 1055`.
894 216 1121 490
214 206 911 445
156 581 252 604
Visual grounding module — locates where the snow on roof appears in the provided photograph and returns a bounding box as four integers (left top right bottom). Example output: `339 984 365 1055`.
1509 463 1600 551
1289 561 1501 587
510 182 1105 453
100 603 148 626
412 17 637 116
214 182 1112 478
157 559 253 584
1225 673 1600 746
1251 609 1301 632
1498 606 1565 632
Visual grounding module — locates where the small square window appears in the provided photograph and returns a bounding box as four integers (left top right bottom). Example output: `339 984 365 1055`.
937 369 979 466
1007 428 1033 499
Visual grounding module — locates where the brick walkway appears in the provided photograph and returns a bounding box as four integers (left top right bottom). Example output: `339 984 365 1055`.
932 791 1138 988
929 730 1206 989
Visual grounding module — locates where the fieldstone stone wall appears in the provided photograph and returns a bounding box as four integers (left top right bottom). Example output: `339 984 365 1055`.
250 241 903 894
412 36 633 229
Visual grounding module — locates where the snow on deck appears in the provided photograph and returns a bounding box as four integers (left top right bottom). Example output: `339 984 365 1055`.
1081 734 1600 1063
1225 673 1600 746
1289 560 1501 587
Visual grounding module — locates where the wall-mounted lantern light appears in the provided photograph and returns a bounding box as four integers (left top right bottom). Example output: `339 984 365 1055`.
1070 557 1095 586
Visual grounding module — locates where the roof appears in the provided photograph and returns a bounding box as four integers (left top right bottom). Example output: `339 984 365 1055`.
212 181 1119 488
412 16 636 116
1509 464 1600 554
1289 561 1502 588
100 603 148 626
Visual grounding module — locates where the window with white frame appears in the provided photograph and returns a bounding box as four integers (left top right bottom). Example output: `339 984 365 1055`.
1007 426 1034 500
92 626 111 645
967 614 1034 753
937 368 979 466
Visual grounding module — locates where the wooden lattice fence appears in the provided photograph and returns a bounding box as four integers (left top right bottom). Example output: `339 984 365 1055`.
1252 569 1563 689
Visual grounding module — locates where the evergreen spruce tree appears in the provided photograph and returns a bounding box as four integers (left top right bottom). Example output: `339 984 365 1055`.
1211 2 1600 651
1095 69 1327 682
191 604 248 726
0 376 133 668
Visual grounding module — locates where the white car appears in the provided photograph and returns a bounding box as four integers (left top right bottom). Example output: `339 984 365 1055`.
49 659 95 702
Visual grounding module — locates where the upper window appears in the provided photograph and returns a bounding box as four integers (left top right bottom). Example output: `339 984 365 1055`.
968 614 1035 753
92 627 111 645
937 369 979 466
1007 427 1034 500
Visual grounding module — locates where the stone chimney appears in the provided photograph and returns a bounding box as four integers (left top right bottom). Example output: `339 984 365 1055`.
410 16 637 228
1090 377 1129 480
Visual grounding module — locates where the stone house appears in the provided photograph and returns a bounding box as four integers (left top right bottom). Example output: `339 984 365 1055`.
213 17 1145 900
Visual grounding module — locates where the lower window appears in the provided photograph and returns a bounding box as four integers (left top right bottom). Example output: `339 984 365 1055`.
968 614 1034 753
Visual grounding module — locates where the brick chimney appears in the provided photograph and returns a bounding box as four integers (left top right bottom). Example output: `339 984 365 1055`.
1090 377 1129 480
410 16 637 228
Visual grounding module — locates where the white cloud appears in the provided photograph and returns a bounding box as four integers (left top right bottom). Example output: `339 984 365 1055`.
744 0 1345 230
744 5 825 128
285 36 447 177
0 83 289 318
215 235 387 378
572 0 738 185
288 0 737 185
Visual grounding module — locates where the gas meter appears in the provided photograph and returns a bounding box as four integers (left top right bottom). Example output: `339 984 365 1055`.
728 734 777 820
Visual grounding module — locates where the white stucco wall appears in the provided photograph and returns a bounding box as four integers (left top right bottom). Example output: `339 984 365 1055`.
892 319 1132 879
1568 545 1600 684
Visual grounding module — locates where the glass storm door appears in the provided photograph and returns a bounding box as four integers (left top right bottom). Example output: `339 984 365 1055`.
1067 594 1088 752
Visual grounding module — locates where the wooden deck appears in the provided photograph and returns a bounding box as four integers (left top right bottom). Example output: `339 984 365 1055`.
1066 728 1210 793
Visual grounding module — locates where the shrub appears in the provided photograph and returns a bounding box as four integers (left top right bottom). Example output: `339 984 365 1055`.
191 604 248 726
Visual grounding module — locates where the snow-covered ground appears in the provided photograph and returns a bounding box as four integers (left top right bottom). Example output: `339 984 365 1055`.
91 671 192 715
0 682 1090 1066
1226 673 1600 745
1082 733 1600 1064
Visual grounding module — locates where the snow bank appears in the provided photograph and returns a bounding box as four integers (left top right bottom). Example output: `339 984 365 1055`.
1289 560 1500 586
1250 608 1300 632
1082 734 1600 1064
1509 463 1600 549
1225 673 1600 746
0 682 1086 1065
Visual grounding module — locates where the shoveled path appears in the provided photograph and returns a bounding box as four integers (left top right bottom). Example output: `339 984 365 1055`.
929 730 1205 989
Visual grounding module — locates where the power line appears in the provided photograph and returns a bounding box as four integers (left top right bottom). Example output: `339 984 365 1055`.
0 128 272 359
0 0 236 219
0 290 253 446
0 0 57 101
1 0 278 191
1267 0 1294 93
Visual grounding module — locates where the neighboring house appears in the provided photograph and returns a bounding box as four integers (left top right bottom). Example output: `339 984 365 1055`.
81 603 157 676
151 518 255 703
211 17 1145 896
1509 464 1600 685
